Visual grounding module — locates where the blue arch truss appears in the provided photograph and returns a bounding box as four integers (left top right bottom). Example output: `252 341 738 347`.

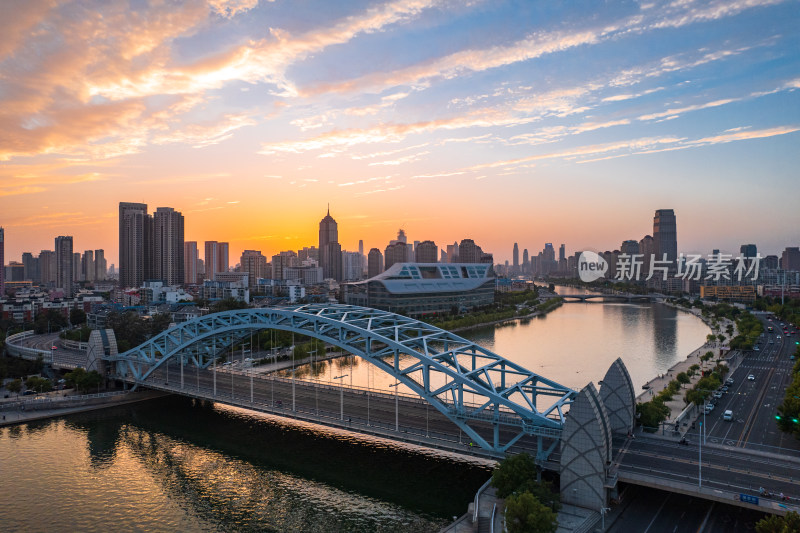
109 304 577 455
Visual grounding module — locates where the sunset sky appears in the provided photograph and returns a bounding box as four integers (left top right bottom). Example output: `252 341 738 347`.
1 0 799 266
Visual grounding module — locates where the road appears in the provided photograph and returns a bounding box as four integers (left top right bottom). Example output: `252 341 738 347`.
695 313 799 454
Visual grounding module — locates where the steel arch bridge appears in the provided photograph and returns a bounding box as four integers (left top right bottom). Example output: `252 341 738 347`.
108 304 576 455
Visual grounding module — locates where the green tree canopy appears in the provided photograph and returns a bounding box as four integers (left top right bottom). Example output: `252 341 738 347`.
491 453 538 499
756 511 800 533
505 491 558 533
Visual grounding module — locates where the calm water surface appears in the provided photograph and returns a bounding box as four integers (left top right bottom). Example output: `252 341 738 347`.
1 293 708 531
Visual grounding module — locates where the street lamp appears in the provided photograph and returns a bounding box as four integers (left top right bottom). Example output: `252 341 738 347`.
333 373 349 421
389 380 400 432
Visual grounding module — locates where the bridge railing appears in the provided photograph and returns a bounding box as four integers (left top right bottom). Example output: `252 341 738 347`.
5 331 54 363
133 378 544 459
157 366 565 430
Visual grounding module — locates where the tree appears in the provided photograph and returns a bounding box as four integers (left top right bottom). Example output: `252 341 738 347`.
491 453 538 498
706 333 716 344
505 492 557 533
756 511 800 533
25 376 52 393
6 378 22 394
70 308 87 326
676 372 690 387
64 368 103 393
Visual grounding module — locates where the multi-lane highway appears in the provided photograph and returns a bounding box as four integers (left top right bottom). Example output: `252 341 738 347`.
693 313 799 454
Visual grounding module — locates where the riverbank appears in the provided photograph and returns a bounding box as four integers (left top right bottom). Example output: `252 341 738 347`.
635 303 738 429
431 299 564 335
0 389 170 427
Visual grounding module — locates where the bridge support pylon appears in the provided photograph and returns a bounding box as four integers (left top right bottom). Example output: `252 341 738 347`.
599 357 636 435
560 382 612 510
87 329 118 380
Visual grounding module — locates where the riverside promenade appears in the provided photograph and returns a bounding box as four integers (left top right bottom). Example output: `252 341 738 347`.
635 309 738 433
0 389 169 427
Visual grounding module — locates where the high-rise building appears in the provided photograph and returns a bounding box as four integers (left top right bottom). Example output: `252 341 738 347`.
621 240 639 255
653 209 677 265
94 249 106 281
204 241 219 279
22 252 38 283
153 207 184 286
184 242 199 285
458 239 482 263
559 244 565 263
763 255 780 270
522 249 529 275
272 251 298 280
368 248 384 278
38 250 55 287
782 247 800 271
319 207 342 281
358 240 364 256
416 240 438 263
384 242 408 270
217 242 229 274
55 236 74 295
0 227 4 295
241 250 267 287
82 250 95 282
512 243 519 273
740 244 758 258
119 202 152 288
298 246 319 264
343 251 364 281
446 242 459 263
72 253 81 282
639 234 655 275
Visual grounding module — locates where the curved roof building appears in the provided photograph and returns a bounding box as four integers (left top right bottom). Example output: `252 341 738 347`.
342 262 495 317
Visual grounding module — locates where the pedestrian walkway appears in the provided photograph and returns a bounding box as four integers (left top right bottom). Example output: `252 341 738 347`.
0 390 168 427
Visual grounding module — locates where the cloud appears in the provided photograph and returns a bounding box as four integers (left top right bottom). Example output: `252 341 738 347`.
637 98 738 121
208 0 262 19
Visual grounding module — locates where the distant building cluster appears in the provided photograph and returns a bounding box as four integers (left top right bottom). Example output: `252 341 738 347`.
494 209 800 303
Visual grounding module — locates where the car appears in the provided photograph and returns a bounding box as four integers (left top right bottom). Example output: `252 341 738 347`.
51 346 57 350
748 374 755 381
713 391 723 399
721 385 729 393
723 410 733 421
777 336 782 339
754 346 760 351
704 404 715 414
725 377 734 385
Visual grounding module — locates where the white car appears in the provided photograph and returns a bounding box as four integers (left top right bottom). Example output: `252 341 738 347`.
747 374 755 381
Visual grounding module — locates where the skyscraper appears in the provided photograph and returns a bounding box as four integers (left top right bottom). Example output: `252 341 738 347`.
512 243 519 273
94 249 106 281
740 244 757 258
416 240 438 263
217 242 230 274
38 250 55 287
240 250 267 287
319 206 342 281
368 248 384 278
384 242 407 270
458 239 482 263
0 227 4 296
22 252 38 283
153 207 184 286
205 241 219 279
653 209 677 265
55 235 74 295
119 202 152 288
522 249 529 275
82 250 95 282
184 242 199 285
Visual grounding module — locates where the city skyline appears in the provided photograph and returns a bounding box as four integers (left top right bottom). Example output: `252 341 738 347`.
1 1 799 263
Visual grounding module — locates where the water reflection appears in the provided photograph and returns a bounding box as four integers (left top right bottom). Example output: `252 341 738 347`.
0 396 490 532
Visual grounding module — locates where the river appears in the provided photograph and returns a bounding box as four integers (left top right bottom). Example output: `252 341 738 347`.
0 291 708 532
